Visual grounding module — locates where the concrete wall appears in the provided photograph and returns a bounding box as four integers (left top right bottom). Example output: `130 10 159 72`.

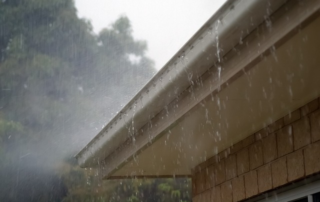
192 97 320 202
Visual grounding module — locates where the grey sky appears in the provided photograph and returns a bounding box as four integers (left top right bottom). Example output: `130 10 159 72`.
74 0 226 70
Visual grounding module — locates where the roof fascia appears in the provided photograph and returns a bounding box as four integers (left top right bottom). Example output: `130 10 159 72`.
99 0 320 179
76 0 287 167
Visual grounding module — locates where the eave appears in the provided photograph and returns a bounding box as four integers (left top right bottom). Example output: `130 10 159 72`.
76 0 320 179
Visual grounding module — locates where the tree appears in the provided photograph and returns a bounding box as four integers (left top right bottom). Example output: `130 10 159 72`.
0 0 191 201
0 0 155 149
107 178 192 202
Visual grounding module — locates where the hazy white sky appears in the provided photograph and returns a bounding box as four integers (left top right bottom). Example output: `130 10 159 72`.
74 0 226 70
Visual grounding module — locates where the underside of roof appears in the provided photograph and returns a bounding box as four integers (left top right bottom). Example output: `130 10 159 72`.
76 0 320 179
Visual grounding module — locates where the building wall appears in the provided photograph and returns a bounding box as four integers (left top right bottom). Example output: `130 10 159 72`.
192 97 320 202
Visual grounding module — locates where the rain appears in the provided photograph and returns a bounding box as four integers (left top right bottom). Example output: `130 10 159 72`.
1 0 320 202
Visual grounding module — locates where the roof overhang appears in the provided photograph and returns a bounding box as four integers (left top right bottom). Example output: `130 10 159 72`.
76 0 320 179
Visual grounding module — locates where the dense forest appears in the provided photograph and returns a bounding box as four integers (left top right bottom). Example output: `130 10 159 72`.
0 0 191 201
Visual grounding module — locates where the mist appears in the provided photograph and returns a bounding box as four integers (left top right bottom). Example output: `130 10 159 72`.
0 0 156 201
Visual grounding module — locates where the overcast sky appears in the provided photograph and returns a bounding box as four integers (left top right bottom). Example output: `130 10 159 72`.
74 0 226 70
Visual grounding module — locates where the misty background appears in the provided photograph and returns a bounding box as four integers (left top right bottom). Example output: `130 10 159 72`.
75 0 226 69
0 0 193 201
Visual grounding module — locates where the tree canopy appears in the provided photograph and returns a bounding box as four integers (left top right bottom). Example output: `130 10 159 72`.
0 0 190 201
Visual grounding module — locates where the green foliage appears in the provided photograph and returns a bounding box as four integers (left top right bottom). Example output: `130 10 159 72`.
108 178 191 202
0 0 190 201
0 120 23 135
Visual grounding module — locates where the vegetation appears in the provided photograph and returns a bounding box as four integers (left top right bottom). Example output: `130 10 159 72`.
0 0 191 201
